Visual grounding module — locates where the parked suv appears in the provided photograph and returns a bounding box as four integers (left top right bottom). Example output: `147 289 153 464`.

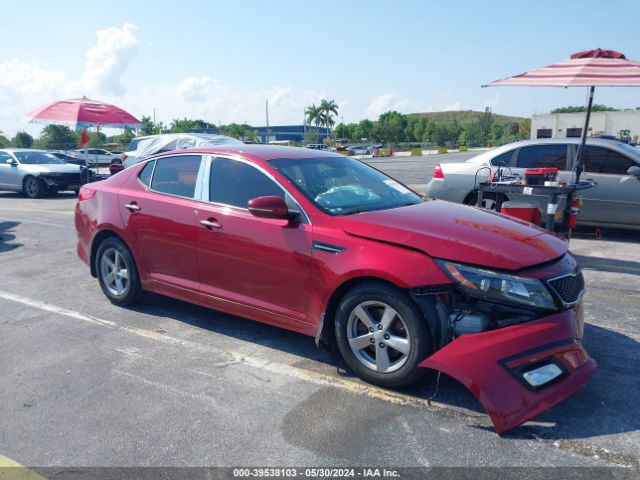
0 148 85 197
425 138 640 230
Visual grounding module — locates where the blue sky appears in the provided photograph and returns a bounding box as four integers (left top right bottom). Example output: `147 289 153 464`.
2 0 640 136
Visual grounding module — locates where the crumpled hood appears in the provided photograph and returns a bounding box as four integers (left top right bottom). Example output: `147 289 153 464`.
339 200 567 271
25 163 83 174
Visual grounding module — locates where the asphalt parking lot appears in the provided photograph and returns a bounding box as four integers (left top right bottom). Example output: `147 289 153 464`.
1 153 639 474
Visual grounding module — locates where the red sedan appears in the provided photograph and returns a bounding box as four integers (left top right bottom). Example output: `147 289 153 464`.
75 145 596 434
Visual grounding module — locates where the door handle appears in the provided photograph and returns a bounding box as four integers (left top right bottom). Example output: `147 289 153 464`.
200 218 222 230
124 202 141 212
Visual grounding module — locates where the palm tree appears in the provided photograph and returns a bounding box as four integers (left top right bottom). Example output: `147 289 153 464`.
320 99 339 140
305 104 322 130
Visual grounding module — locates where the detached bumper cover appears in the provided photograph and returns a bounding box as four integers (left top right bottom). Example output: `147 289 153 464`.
419 302 596 434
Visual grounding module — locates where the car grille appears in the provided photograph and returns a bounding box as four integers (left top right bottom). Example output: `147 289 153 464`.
548 272 585 306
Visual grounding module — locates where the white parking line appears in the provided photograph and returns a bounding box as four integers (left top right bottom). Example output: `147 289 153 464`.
0 289 482 421
0 207 74 215
0 290 117 328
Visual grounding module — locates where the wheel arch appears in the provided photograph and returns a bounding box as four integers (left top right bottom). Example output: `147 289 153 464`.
315 276 443 353
90 229 128 277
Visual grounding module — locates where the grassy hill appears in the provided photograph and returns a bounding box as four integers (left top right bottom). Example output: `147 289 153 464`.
408 110 527 126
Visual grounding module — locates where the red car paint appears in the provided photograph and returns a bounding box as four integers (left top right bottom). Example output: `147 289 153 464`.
75 145 595 433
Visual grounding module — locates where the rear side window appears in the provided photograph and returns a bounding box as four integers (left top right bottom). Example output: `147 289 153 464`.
490 150 516 167
583 146 637 175
515 145 567 169
210 157 284 208
150 155 202 198
138 160 155 187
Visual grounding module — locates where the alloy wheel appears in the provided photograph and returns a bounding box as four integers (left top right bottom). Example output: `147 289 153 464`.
99 248 130 297
346 301 412 374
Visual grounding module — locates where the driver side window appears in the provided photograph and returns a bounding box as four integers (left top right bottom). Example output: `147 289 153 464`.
0 152 13 164
209 157 285 209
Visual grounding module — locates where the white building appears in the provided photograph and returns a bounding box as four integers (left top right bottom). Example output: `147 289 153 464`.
531 109 640 142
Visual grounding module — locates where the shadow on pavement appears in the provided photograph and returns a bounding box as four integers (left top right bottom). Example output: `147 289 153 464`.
0 221 21 252
127 294 639 440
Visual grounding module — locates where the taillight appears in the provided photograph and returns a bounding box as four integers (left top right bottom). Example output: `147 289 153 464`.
78 186 97 201
121 153 128 161
433 163 444 179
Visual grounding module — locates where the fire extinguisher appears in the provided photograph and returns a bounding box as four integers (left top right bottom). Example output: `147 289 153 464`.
567 196 583 228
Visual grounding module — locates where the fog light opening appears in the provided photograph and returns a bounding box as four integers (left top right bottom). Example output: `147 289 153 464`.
522 363 563 387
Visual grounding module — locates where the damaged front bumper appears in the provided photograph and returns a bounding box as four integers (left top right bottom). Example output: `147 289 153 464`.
419 300 596 434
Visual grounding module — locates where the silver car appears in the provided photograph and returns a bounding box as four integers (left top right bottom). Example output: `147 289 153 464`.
0 149 85 198
425 138 640 230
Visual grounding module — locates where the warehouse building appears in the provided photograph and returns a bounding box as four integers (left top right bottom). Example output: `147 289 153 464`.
531 109 640 142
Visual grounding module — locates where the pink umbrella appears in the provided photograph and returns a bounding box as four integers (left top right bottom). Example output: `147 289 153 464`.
26 97 142 129
483 48 640 181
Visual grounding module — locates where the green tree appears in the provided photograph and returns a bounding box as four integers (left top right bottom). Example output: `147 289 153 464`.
488 123 504 145
432 120 460 146
508 121 520 135
0 132 8 148
373 111 407 143
222 123 258 142
139 115 168 135
319 99 339 138
170 118 216 133
305 104 322 129
87 132 107 148
478 107 494 146
353 119 374 141
551 104 616 114
11 131 34 148
36 125 77 150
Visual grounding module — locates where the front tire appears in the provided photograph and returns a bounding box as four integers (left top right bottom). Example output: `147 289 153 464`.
23 176 47 198
335 283 432 388
96 237 143 306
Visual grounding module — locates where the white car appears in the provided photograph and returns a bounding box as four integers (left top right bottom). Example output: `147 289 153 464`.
0 149 86 198
73 148 115 167
424 138 640 230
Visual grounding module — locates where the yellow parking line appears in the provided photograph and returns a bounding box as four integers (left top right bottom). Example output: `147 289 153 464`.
0 455 46 480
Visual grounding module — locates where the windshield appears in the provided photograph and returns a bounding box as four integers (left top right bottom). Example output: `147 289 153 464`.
14 151 66 165
269 156 422 215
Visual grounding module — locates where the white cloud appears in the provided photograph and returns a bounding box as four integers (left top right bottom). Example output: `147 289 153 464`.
0 60 69 135
366 94 411 118
172 75 327 126
77 23 139 96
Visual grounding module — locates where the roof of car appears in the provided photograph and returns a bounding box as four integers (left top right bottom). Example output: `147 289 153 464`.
466 137 640 162
150 144 345 163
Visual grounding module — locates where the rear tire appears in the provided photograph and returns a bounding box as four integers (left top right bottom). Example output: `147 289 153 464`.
335 282 432 388
95 237 144 307
466 192 505 211
23 176 47 199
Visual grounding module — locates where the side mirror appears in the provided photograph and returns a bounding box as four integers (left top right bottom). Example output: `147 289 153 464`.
627 165 640 177
5 158 18 166
248 196 295 221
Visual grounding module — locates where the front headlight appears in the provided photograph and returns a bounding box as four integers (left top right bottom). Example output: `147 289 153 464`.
436 260 557 310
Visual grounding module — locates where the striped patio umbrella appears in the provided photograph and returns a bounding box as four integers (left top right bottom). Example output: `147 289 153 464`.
483 49 640 181
27 97 142 129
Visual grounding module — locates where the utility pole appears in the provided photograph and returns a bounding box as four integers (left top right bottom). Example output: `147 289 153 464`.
265 99 270 144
